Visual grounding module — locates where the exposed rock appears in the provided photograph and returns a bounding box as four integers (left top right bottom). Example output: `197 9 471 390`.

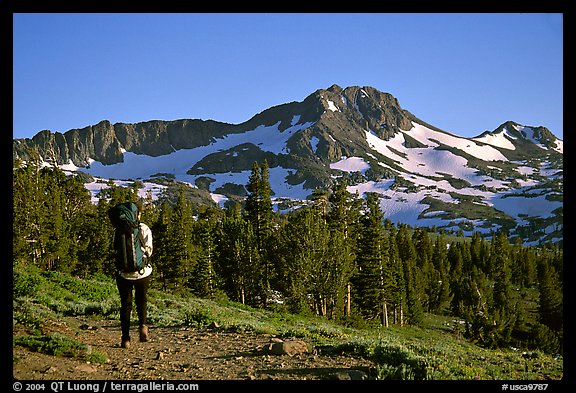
263 340 309 356
75 363 97 373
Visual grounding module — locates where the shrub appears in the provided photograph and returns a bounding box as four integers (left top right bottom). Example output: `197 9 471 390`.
14 332 106 364
184 306 216 328
13 269 43 298
373 344 431 380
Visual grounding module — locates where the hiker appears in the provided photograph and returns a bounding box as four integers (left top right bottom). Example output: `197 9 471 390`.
109 202 153 349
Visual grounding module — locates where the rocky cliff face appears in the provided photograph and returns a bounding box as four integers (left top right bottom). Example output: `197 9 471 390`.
13 85 415 167
13 118 245 166
13 85 422 190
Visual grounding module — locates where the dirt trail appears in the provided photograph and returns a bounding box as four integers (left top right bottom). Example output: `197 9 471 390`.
13 317 376 381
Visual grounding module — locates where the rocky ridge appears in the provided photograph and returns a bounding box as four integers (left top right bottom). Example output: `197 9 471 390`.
12 85 563 245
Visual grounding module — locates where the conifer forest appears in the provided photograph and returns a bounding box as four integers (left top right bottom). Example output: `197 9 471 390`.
13 158 563 355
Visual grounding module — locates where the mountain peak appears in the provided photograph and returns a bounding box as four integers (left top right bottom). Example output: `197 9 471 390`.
474 121 562 155
12 84 563 245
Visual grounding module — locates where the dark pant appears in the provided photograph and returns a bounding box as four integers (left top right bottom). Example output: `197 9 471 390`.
116 275 151 340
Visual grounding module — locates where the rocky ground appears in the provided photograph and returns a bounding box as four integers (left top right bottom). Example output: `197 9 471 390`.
13 317 376 381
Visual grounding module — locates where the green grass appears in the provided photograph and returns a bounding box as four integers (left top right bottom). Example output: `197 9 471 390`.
14 332 107 364
13 266 563 380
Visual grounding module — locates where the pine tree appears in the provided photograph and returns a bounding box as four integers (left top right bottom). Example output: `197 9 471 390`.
412 228 435 312
163 187 196 292
214 205 244 302
42 168 94 274
470 231 491 276
244 160 274 306
245 161 261 226
236 220 262 306
536 255 563 333
385 226 405 325
310 189 329 215
150 201 172 291
258 159 274 303
327 180 361 241
191 219 218 298
13 151 51 268
326 180 360 319
325 227 355 320
396 225 424 326
259 159 273 227
488 230 517 347
511 242 537 288
429 233 451 314
13 161 94 273
353 193 389 325
215 209 261 305
277 207 327 315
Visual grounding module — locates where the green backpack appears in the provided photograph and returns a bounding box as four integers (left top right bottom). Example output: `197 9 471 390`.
108 202 144 273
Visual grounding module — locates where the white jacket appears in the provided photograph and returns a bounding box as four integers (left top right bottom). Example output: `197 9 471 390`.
119 222 153 281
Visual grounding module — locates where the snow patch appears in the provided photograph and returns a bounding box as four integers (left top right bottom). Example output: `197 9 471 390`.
515 165 536 176
310 136 320 153
473 128 516 150
405 123 509 161
291 115 301 126
326 100 340 112
211 193 229 207
513 125 547 150
330 157 370 173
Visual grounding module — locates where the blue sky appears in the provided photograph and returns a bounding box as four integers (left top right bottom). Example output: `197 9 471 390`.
13 13 563 140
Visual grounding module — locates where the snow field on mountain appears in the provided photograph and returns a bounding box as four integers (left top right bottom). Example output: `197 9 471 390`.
405 123 509 161
364 124 509 188
198 167 311 203
55 115 560 245
330 157 371 173
473 128 517 150
74 117 315 182
82 178 168 204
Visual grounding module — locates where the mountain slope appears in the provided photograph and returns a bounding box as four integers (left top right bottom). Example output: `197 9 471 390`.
13 85 563 245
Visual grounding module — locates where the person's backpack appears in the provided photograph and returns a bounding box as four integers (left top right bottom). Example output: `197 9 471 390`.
108 202 144 273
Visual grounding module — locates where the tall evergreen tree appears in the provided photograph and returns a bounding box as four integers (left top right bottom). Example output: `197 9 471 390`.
215 207 262 305
191 219 218 298
536 255 563 333
429 233 451 314
325 227 355 320
382 225 405 324
487 230 518 347
326 180 360 318
353 193 389 325
162 187 196 292
412 228 435 312
245 161 261 227
259 159 273 228
511 243 537 288
396 225 424 326
215 204 243 302
150 201 171 290
244 160 274 306
277 207 328 314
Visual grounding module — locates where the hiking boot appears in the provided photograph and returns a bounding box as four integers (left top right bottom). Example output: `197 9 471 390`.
121 337 131 349
139 325 149 342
